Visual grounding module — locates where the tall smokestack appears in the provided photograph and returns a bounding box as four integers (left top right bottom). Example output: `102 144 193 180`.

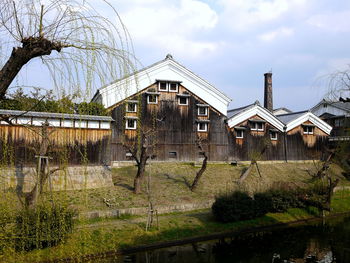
264 72 273 112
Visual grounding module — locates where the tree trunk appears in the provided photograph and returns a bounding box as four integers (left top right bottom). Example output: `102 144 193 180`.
191 154 208 191
133 147 149 194
324 177 339 211
0 37 62 99
23 123 51 208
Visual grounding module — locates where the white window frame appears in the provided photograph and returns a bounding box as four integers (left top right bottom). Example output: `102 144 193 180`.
198 106 208 116
126 119 137 130
126 102 137 112
178 97 188 105
147 94 158 104
303 126 314 134
197 122 208 132
158 82 168 92
251 122 264 131
236 130 244 138
169 82 179 92
270 131 278 140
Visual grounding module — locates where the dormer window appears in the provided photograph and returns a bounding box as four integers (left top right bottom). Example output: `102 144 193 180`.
158 82 168 91
197 105 208 116
126 102 137 112
178 97 188 105
147 94 158 104
169 82 178 92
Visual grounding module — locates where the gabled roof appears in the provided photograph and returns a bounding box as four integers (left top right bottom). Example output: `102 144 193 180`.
277 111 332 135
276 110 308 124
311 99 350 115
227 101 285 131
92 54 232 116
273 107 292 115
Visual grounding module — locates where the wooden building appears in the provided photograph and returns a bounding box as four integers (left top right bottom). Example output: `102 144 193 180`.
226 102 332 161
227 101 286 161
311 99 350 138
277 111 332 160
92 54 232 162
0 109 113 165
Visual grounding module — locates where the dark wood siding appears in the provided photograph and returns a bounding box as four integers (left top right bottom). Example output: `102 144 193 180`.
0 125 111 165
110 83 229 162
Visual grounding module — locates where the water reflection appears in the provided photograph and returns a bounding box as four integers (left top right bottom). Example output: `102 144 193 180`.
98 216 350 263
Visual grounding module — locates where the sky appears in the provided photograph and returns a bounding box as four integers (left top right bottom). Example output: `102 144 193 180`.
4 0 350 112
110 0 350 111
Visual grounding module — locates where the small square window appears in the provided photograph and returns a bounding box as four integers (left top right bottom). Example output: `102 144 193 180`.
251 122 264 131
158 82 168 91
303 126 314 134
198 106 208 116
270 131 278 140
178 97 188 105
169 83 178 92
168 152 177 158
236 130 244 138
197 122 208 132
147 94 158 104
126 103 137 112
126 119 137 129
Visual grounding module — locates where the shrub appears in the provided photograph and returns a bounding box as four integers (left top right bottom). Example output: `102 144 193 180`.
213 184 330 223
212 192 257 223
15 205 76 251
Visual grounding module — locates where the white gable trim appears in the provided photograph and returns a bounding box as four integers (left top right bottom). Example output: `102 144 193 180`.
94 58 232 116
285 112 332 135
227 105 285 131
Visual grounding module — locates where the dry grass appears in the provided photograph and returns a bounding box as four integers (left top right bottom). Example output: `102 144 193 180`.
39 162 347 212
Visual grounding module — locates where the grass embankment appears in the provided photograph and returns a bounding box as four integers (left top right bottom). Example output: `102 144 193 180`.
43 162 349 212
1 162 349 263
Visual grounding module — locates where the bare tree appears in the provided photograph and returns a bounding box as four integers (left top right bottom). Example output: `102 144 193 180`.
123 128 157 194
0 0 136 100
238 137 271 184
326 65 350 102
16 121 63 208
190 137 208 191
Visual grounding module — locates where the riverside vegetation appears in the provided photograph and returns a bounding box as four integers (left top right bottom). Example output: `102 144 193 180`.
0 162 349 262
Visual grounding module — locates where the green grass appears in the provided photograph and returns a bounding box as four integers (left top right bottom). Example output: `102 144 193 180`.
2 189 350 263
0 163 349 263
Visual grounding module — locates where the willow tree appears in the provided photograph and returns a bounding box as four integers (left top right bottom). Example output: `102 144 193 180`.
0 0 136 207
0 0 136 100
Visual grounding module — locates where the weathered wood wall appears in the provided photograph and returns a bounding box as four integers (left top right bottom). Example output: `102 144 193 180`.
0 125 111 165
110 83 230 162
228 117 329 161
228 115 286 161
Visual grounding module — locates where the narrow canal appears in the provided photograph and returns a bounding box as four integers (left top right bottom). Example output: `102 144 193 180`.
99 215 350 263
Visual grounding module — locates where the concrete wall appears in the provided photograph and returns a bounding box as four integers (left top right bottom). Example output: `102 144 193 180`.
1 165 113 192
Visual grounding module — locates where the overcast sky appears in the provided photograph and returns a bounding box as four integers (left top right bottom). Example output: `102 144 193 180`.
112 0 350 111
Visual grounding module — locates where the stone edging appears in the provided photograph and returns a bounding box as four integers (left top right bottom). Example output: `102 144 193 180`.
80 200 215 219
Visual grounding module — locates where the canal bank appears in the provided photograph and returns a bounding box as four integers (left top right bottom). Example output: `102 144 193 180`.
4 188 348 263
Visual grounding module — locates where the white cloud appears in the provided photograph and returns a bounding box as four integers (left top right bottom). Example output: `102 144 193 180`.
120 0 219 57
307 11 350 32
259 27 294 42
219 0 308 30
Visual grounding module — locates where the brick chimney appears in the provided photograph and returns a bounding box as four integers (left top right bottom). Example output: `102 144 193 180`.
264 72 273 111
